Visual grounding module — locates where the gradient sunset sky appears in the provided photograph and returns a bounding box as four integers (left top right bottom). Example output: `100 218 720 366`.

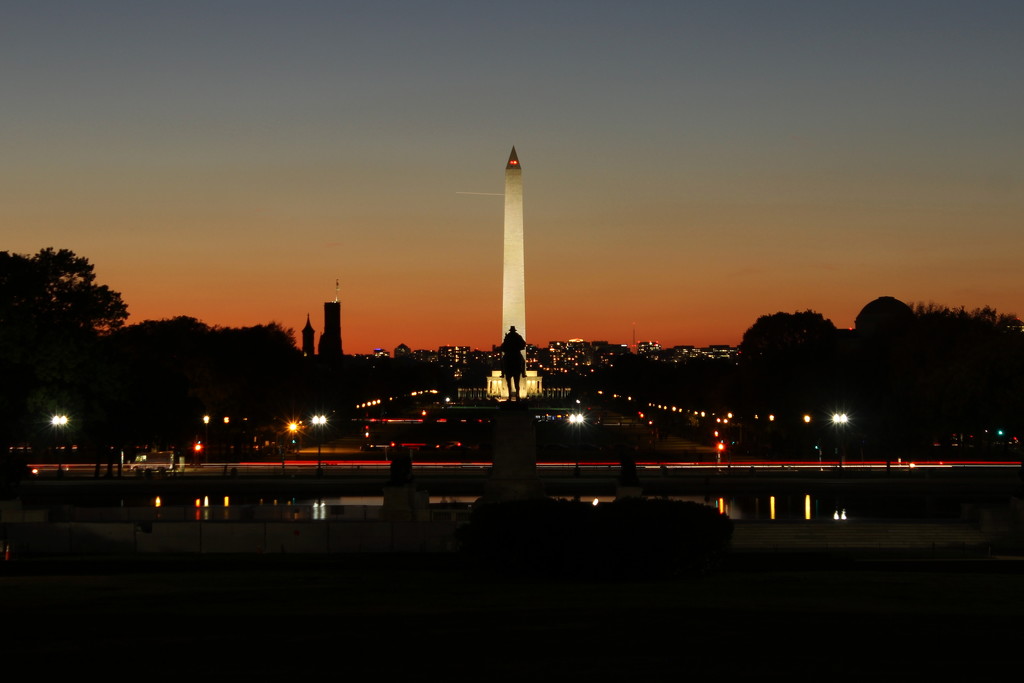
3 1 1022 353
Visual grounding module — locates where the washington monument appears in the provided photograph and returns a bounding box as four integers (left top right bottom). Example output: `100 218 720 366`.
502 146 525 340
487 146 541 400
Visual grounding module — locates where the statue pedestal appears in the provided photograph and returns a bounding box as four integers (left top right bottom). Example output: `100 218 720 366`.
380 483 430 521
481 406 545 503
615 485 644 501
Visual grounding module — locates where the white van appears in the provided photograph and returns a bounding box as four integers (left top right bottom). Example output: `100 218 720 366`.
128 450 176 473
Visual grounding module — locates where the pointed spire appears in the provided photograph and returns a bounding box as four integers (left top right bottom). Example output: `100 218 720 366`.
506 146 520 170
301 313 316 357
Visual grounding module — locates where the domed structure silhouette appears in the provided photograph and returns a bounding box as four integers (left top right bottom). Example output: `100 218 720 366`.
855 296 914 338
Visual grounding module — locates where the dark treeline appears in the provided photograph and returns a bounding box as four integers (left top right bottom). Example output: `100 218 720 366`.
0 249 470 475
0 248 299 459
589 302 1024 461
4 249 1022 473
104 317 306 451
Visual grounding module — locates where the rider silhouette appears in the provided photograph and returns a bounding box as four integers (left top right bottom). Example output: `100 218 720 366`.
500 326 526 401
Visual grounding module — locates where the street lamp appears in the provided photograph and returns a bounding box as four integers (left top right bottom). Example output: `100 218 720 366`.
51 414 69 478
285 421 300 473
202 415 210 463
312 415 327 476
569 413 585 475
831 413 849 466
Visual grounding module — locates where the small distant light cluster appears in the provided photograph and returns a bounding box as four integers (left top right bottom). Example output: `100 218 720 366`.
357 389 438 409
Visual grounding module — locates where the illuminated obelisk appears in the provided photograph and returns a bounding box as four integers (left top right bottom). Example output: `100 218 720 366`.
484 147 545 501
488 147 542 400
502 147 525 339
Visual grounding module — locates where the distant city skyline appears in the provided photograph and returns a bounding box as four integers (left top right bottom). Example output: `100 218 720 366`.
4 2 1022 353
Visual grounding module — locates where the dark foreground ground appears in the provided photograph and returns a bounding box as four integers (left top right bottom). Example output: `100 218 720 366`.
3 553 1023 680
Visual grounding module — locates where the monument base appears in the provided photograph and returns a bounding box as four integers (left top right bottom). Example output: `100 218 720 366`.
615 485 644 501
380 483 430 521
480 407 545 503
486 370 543 400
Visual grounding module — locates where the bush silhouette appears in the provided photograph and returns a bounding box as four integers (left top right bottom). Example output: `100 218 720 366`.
457 497 732 578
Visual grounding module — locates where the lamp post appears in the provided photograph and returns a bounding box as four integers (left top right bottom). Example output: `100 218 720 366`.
201 415 210 463
569 412 585 476
312 415 327 476
285 421 299 474
831 413 849 467
51 414 69 478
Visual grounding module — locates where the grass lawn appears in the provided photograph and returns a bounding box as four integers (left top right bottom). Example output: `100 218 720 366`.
3 554 1022 679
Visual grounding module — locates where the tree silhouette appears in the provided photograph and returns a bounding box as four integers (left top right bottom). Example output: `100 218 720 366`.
881 304 1024 455
739 310 836 359
108 317 304 457
0 248 127 450
735 311 838 456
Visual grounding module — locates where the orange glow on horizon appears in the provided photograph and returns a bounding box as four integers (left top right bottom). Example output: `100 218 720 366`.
5 5 1021 358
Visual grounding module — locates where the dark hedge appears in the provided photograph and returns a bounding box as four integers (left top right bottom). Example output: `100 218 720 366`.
456 497 733 578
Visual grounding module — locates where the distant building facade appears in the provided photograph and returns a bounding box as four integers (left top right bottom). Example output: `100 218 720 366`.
438 345 471 368
637 341 662 357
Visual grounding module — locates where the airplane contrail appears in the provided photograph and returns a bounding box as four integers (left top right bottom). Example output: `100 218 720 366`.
456 191 503 196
